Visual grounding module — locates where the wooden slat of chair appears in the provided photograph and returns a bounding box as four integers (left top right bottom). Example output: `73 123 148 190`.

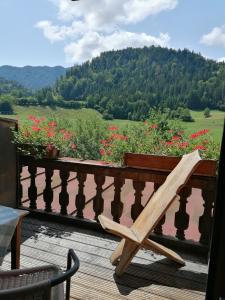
98 151 202 276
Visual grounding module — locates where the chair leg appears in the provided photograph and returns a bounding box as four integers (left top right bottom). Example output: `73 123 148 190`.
115 240 140 276
143 238 185 265
110 239 125 265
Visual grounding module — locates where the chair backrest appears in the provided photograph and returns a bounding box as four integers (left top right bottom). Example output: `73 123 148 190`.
0 117 18 208
132 150 202 242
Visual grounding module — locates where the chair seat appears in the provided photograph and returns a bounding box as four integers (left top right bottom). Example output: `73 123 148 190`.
0 265 64 300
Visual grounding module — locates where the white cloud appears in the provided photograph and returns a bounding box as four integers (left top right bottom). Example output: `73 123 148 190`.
201 25 225 47
217 57 225 63
64 31 170 64
36 20 86 43
50 0 178 26
36 0 177 63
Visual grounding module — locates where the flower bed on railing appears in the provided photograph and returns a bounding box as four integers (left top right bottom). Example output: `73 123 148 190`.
14 113 220 162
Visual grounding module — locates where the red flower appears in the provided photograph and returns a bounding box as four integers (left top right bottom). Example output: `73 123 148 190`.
100 149 105 156
100 140 108 146
190 129 209 139
194 145 206 150
48 121 57 127
33 118 40 125
150 124 158 129
166 141 173 145
172 136 181 141
47 131 55 137
108 126 118 131
111 133 128 141
28 115 35 121
31 126 41 132
179 142 189 149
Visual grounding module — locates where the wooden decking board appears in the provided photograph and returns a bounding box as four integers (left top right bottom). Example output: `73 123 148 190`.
21 218 208 274
20 227 206 292
1 218 207 299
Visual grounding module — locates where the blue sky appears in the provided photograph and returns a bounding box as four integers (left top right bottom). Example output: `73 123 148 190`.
0 0 225 67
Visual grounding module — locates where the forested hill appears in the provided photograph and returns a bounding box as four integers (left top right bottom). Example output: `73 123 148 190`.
35 46 225 120
0 65 66 90
0 77 29 98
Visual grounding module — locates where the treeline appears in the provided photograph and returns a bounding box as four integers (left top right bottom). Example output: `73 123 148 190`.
1 47 225 120
33 46 225 120
0 77 30 114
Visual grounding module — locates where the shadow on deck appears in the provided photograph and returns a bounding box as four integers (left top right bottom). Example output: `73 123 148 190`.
1 217 207 300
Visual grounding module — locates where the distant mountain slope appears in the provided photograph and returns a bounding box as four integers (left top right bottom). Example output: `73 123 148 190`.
36 46 225 120
0 65 66 90
0 76 28 96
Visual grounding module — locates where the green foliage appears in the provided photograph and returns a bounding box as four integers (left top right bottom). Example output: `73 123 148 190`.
0 100 14 114
13 115 76 158
32 47 225 120
204 107 211 118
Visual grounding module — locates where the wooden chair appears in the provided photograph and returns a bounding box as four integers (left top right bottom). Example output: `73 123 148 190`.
98 150 202 276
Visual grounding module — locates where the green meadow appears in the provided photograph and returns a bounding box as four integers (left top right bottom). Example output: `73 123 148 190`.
1 106 224 144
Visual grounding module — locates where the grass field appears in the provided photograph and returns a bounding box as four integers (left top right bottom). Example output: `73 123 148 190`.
1 106 224 144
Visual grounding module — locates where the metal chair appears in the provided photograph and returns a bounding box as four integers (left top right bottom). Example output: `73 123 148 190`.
0 249 79 300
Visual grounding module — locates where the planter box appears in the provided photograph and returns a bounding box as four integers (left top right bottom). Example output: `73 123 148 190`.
123 152 217 177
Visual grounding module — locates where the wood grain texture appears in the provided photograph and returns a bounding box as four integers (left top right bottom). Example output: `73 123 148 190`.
2 217 207 300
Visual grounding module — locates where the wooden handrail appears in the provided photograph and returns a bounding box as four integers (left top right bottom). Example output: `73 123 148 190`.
19 154 217 256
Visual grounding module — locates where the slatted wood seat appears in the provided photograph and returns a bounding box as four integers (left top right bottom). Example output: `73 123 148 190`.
98 150 202 276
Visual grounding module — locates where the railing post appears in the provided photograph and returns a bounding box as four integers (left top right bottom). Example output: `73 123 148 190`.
154 183 166 235
18 164 23 206
199 185 215 245
75 172 87 218
111 177 125 223
43 168 54 212
28 164 37 209
93 174 105 221
175 186 192 240
131 180 145 222
59 170 70 215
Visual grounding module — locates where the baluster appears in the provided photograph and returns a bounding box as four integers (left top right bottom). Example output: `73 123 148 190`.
75 172 87 218
111 177 125 222
93 174 105 221
28 165 37 209
18 164 23 206
175 186 192 240
59 170 70 215
199 186 214 245
43 168 54 212
131 180 145 222
154 183 166 235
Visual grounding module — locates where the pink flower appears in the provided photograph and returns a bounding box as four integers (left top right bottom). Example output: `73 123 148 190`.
46 144 54 151
33 118 40 125
71 143 77 150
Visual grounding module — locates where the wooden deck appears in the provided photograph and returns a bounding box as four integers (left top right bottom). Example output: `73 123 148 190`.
1 217 208 299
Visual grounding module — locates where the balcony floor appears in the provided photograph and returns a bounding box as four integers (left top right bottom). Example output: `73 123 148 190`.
1 217 207 300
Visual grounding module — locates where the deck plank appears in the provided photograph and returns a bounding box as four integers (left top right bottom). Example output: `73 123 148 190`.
1 217 207 299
